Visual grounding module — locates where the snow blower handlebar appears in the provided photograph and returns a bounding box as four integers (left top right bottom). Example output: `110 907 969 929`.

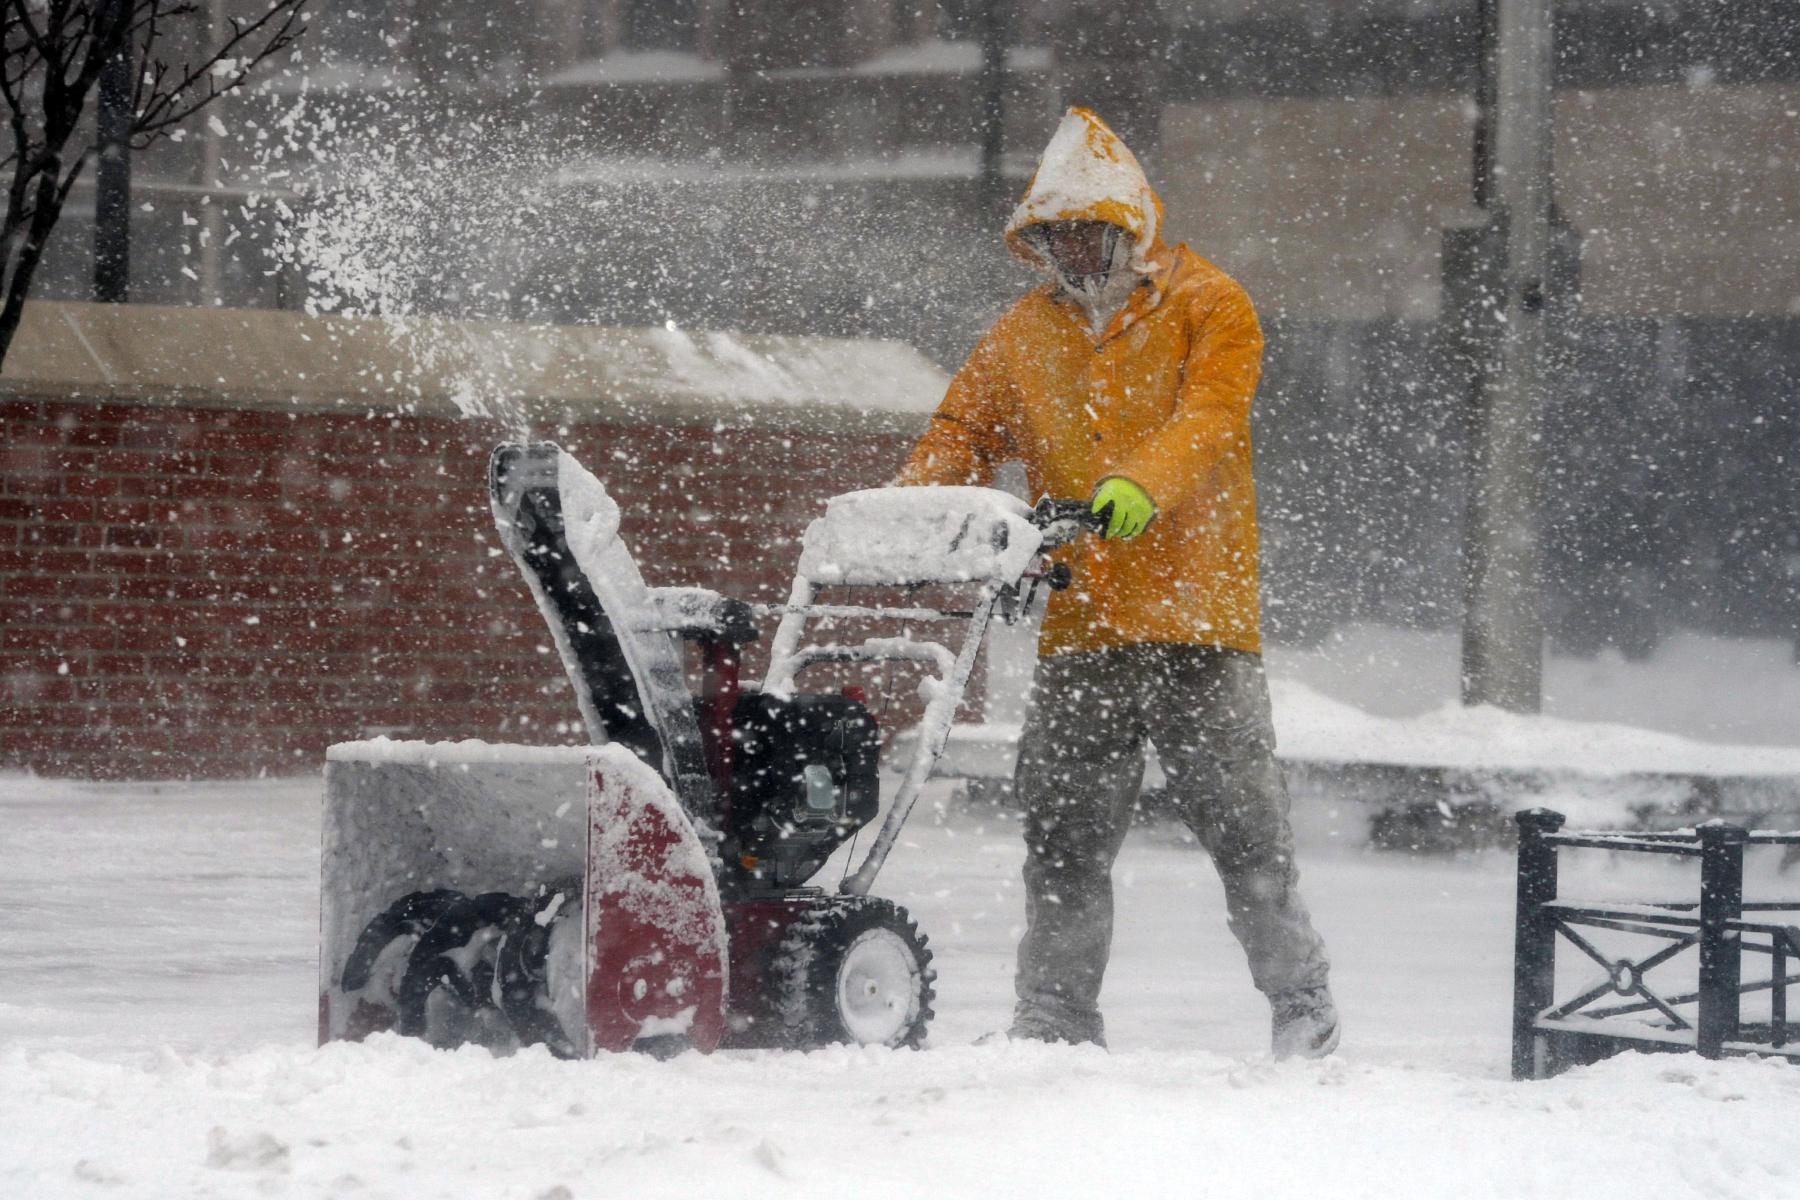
1029 496 1111 546
837 496 1106 898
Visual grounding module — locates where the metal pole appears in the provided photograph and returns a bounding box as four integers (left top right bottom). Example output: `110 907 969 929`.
1472 0 1499 208
1696 822 1747 1058
1774 934 1788 1049
1512 807 1565 1079
1459 0 1555 711
198 0 225 305
977 0 1006 208
93 4 132 303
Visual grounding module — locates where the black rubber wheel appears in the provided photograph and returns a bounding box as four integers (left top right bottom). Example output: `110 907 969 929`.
771 896 935 1050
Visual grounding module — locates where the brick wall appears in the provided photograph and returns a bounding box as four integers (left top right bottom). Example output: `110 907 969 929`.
1 396 919 778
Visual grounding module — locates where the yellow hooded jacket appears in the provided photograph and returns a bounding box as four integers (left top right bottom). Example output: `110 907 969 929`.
898 108 1269 658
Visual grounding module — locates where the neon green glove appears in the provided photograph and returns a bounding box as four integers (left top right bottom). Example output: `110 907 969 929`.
1091 476 1155 540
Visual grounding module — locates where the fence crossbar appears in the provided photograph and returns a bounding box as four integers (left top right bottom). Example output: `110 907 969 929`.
1545 926 1699 1025
1542 835 1701 856
1558 914 1701 941
1579 971 1800 1022
1542 900 1701 928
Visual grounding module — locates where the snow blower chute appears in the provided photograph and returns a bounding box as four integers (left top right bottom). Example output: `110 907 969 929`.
320 442 1104 1056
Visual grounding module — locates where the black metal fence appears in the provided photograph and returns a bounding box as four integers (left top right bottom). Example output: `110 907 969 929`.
1512 808 1800 1080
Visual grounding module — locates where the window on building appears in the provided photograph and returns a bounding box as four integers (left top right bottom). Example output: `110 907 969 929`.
624 0 701 52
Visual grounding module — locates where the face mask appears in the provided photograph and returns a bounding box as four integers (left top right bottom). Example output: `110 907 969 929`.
1025 223 1138 332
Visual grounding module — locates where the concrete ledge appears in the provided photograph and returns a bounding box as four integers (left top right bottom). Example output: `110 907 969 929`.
1 301 945 432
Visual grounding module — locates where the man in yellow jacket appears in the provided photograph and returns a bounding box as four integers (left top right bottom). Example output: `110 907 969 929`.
899 108 1337 1057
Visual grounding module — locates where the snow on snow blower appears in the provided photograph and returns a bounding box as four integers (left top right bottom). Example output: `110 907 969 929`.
320 441 1104 1057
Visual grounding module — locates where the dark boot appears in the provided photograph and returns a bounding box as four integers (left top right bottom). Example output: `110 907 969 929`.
1271 985 1341 1060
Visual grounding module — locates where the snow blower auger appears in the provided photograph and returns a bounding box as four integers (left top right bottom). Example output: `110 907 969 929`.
319 441 1105 1058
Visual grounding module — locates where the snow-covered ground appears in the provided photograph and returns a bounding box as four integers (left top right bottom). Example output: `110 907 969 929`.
4 771 1798 1200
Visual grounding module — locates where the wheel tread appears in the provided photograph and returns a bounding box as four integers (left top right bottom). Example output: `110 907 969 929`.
769 896 936 1050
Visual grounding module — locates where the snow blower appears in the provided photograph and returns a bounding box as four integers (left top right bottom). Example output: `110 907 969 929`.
319 442 1104 1057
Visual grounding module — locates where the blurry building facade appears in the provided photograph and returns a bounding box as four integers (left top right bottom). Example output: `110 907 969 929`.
20 0 1800 654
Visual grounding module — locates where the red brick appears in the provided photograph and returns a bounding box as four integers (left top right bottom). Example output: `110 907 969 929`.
1 468 64 498
60 402 145 426
88 450 164 476
115 476 179 500
161 475 274 503
69 678 161 703
7 624 115 653
0 399 47 421
3 422 56 449
192 427 290 454
89 548 179 575
0 651 92 677
1 547 96 575
31 498 97 522
0 574 88 599
103 524 181 550
58 422 125 448
62 473 122 497
88 651 159 675
90 499 166 525
0 598 88 622
25 523 104 548
104 576 224 602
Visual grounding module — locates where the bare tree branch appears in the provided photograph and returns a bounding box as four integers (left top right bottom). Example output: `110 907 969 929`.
0 0 311 367
130 1 304 143
6 0 59 71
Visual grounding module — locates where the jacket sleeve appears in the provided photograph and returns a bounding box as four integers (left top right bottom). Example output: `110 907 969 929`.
895 330 1015 487
1109 280 1264 513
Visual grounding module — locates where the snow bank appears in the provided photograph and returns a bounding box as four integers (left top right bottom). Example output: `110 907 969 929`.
919 674 1800 833
4 1036 1796 1200
797 487 1042 586
1270 680 1800 779
1265 624 1800 750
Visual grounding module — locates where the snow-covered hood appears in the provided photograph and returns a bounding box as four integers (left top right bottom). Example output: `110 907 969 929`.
1004 107 1168 276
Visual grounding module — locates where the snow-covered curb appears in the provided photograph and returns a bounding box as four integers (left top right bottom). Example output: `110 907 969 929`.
923 680 1800 788
1269 680 1800 780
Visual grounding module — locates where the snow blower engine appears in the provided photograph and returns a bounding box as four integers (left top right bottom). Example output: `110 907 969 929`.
319 442 1103 1057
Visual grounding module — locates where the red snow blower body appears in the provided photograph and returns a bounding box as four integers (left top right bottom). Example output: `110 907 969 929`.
319 442 1102 1057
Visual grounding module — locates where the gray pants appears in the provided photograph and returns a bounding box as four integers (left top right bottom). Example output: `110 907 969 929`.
1012 643 1330 1043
